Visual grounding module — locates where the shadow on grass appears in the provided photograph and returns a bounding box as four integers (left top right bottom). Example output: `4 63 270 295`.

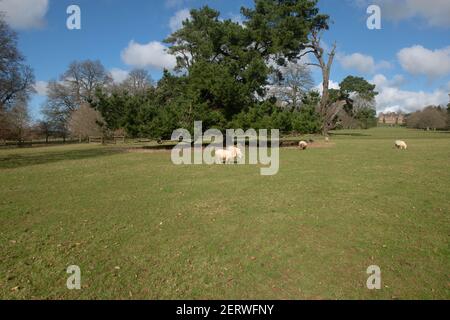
0 147 123 170
331 132 372 137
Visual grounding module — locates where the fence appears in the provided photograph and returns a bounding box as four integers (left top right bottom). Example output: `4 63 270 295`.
88 136 126 144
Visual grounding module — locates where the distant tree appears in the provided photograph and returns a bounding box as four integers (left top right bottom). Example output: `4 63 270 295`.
406 106 448 130
5 100 31 144
68 103 104 141
270 62 314 110
0 17 35 110
62 60 112 103
36 120 52 143
122 69 154 95
338 76 378 129
447 101 450 129
42 60 112 140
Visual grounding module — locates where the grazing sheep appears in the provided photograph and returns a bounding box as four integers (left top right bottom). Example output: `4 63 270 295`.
325 136 330 143
228 145 243 160
215 146 243 163
395 140 408 150
299 141 308 150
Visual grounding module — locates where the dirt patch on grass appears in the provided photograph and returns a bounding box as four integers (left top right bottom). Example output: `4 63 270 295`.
285 142 336 149
126 148 172 154
127 142 335 154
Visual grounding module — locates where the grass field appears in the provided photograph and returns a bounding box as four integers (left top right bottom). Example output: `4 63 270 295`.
0 127 449 299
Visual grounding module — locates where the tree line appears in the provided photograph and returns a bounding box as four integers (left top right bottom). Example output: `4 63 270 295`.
5 1 436 145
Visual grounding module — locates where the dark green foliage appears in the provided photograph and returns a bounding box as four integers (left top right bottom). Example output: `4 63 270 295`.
339 76 377 101
338 76 378 129
93 1 328 138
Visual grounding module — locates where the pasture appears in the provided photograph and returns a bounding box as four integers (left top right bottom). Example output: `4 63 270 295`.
0 127 449 299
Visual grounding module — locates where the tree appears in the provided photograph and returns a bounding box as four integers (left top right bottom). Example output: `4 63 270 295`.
122 69 154 95
42 60 112 140
338 76 378 129
0 16 35 110
269 62 314 110
406 106 447 130
447 100 450 129
164 2 329 121
35 120 52 143
62 60 112 103
302 29 342 135
5 100 31 143
68 103 104 141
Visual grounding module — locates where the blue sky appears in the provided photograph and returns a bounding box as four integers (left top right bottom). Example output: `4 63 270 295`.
1 0 449 119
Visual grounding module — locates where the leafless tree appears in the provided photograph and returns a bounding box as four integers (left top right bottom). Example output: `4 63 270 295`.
42 60 112 140
302 31 345 135
62 60 112 103
270 62 314 110
35 120 52 143
406 106 447 130
122 69 154 95
68 103 104 141
0 17 35 110
3 99 31 143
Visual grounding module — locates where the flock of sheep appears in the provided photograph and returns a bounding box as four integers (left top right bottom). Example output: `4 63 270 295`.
215 138 408 163
298 138 408 150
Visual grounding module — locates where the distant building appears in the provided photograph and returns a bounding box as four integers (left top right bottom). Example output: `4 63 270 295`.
378 112 406 125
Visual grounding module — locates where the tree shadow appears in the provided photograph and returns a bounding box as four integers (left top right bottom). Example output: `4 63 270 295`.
0 147 123 170
331 132 372 137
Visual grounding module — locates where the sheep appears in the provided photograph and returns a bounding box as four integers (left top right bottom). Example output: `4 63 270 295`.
299 141 308 150
228 145 243 160
215 146 243 163
395 140 408 150
325 136 330 143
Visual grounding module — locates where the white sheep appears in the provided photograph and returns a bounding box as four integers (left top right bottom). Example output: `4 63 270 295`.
299 141 308 150
325 136 330 143
395 140 408 150
215 146 243 163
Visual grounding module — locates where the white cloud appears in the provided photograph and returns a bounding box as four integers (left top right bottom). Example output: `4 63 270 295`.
338 53 391 74
0 0 49 29
315 80 340 94
397 45 450 79
165 0 187 8
228 13 245 26
355 0 450 28
121 40 177 70
370 74 449 113
33 80 48 96
110 68 129 84
169 9 191 33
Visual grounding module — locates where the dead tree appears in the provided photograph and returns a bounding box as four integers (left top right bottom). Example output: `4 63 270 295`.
303 31 345 136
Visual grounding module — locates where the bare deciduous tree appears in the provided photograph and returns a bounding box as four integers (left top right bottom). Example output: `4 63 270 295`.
42 60 112 141
406 106 448 130
62 60 112 103
2 99 31 143
68 103 104 141
270 62 314 110
0 17 35 110
302 30 345 135
122 69 154 95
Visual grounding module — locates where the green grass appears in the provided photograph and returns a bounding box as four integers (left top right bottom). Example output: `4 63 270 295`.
0 127 449 299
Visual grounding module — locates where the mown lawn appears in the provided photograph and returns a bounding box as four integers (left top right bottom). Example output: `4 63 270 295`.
0 127 449 299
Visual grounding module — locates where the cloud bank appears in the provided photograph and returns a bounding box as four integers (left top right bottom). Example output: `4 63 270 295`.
0 0 49 29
